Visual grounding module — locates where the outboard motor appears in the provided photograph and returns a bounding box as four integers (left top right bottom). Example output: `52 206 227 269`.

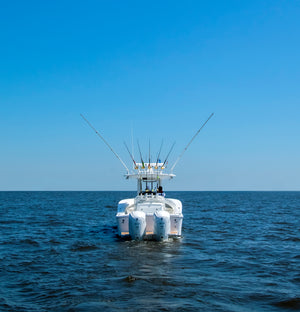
154 210 170 241
129 211 146 240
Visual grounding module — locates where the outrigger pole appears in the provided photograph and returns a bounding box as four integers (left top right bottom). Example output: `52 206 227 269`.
80 114 130 174
170 113 214 172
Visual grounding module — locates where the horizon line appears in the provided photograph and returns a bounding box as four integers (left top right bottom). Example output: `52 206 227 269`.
1 190 300 192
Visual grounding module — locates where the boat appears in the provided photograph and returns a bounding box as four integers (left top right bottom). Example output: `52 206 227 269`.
81 112 214 241
116 162 183 241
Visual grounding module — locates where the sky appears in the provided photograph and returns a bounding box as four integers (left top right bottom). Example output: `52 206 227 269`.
1 0 300 191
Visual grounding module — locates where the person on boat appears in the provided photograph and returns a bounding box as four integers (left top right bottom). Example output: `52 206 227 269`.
157 186 165 197
143 186 151 195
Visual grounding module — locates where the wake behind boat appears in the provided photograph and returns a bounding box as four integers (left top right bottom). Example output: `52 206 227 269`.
81 112 214 241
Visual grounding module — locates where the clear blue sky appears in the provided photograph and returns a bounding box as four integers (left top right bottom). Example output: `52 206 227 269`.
1 0 299 191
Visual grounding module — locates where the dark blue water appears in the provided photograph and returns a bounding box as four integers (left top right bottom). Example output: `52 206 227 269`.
0 191 299 311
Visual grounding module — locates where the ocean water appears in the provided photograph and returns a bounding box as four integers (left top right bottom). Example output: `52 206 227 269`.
0 191 299 312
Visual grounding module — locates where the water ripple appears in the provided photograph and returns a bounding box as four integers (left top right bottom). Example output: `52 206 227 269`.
0 191 299 311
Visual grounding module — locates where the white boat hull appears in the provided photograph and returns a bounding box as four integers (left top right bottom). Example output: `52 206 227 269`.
116 196 183 241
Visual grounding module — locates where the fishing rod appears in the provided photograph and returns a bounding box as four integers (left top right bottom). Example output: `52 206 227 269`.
124 141 138 169
131 123 134 164
148 140 151 169
161 141 176 169
80 114 130 174
137 140 145 169
155 139 164 169
170 112 214 172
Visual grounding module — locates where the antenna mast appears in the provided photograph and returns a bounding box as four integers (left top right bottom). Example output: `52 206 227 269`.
80 114 129 174
170 113 214 172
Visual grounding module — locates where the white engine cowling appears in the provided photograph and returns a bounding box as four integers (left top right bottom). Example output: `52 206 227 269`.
129 211 146 240
154 210 170 241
